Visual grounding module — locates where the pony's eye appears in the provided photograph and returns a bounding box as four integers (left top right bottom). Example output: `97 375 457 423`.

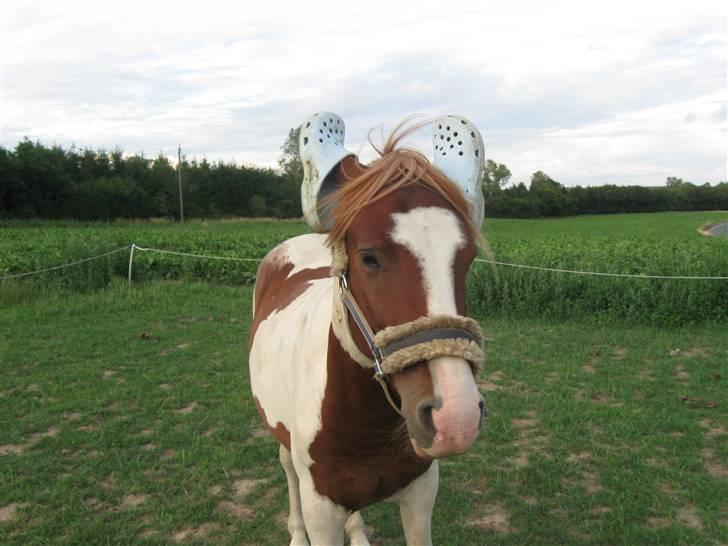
360 251 381 271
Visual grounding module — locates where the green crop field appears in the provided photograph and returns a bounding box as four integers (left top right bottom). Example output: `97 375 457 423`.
2 211 727 324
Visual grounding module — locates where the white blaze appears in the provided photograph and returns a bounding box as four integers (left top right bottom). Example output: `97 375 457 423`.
389 207 465 315
390 206 480 456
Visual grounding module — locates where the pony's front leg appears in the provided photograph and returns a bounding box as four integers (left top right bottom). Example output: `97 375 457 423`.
294 458 349 546
279 445 309 546
397 460 439 546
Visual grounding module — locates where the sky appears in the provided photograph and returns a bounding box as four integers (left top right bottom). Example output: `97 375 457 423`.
1 0 726 187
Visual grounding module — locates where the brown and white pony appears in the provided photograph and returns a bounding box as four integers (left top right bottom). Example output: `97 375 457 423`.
250 126 485 546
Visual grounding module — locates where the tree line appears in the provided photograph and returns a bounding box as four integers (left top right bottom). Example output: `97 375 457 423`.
0 139 299 220
0 137 725 220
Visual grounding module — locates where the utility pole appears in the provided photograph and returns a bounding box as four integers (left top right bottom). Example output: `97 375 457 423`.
177 145 185 223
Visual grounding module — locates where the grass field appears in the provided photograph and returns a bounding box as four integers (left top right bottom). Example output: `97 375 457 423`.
1 281 726 545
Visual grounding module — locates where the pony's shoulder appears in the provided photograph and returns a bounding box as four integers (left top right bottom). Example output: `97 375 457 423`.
260 233 331 276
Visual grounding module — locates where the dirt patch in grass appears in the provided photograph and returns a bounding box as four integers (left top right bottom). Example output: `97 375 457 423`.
101 370 116 380
591 393 624 407
174 402 198 415
0 503 27 522
647 516 670 528
218 500 254 519
612 347 627 359
677 505 703 530
567 451 592 463
591 505 612 515
477 370 504 392
582 362 597 374
233 479 266 498
215 478 267 520
700 448 728 478
119 494 147 510
172 523 220 543
469 503 512 534
0 426 59 456
699 418 726 438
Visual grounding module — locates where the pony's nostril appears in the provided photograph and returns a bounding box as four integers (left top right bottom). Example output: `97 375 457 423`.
478 396 488 427
416 397 441 441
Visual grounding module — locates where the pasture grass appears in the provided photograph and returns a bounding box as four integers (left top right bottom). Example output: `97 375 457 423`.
1 281 726 545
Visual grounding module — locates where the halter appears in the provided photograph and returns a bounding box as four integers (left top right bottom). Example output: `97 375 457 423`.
334 244 485 416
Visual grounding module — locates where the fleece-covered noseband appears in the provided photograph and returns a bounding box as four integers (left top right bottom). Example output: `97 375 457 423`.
332 240 485 415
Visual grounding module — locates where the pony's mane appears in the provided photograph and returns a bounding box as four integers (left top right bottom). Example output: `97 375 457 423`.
324 118 483 247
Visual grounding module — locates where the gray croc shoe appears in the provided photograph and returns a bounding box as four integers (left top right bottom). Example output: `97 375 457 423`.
299 112 356 232
432 116 485 227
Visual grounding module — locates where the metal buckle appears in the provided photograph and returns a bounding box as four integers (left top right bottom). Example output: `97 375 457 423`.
373 355 384 380
338 274 348 294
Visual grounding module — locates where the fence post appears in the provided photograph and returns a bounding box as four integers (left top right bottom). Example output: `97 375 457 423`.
128 244 136 284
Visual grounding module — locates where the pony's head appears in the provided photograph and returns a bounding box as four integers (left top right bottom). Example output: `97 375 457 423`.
303 114 486 458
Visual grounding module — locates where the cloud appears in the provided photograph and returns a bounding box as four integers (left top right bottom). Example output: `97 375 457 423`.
0 1 725 185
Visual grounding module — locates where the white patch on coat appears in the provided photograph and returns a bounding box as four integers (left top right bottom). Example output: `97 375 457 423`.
250 234 335 468
389 207 465 315
270 233 331 278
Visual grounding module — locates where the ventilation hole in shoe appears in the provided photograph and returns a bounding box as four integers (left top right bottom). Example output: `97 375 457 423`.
319 129 323 134
450 144 454 148
330 118 333 123
471 131 475 138
442 152 446 156
459 151 464 156
326 134 330 139
303 137 308 145
438 124 442 129
461 120 467 125
475 149 479 157
458 140 462 145
446 126 450 131
319 138 323 143
440 135 444 140
306 122 311 128
329 128 333 133
453 132 458 137
446 136 451 141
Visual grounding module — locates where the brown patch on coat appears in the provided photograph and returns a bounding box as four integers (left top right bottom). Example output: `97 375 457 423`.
250 243 330 343
308 330 433 511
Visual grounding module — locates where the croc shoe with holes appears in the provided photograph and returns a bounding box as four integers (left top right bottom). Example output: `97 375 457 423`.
432 116 485 227
299 112 355 232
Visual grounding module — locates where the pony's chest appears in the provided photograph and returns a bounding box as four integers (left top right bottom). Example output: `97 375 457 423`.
308 438 432 511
